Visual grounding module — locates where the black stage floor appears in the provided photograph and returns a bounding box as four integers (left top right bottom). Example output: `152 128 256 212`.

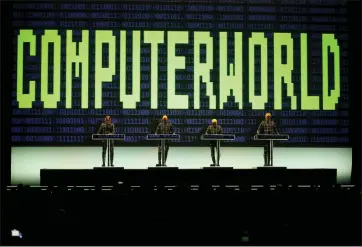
40 167 337 186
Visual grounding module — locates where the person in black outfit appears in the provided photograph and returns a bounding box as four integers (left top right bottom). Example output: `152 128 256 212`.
257 112 279 166
155 115 175 166
97 116 115 167
205 119 222 166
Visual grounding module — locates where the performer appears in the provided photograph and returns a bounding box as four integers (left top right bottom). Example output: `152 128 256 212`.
97 116 115 167
205 119 222 166
155 115 175 166
257 112 279 166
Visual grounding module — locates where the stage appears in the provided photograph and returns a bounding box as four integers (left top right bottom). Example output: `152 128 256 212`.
40 166 337 186
11 147 351 185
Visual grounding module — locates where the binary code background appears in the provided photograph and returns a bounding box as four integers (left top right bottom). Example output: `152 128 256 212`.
11 0 350 146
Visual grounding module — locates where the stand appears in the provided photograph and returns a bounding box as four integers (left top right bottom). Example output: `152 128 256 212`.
92 134 126 168
146 134 180 167
253 134 289 167
161 140 166 166
200 134 235 167
107 139 111 167
216 140 221 166
269 140 274 167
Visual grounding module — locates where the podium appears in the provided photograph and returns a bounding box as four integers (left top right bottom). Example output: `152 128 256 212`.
201 134 235 167
92 134 126 167
146 134 180 167
253 134 289 167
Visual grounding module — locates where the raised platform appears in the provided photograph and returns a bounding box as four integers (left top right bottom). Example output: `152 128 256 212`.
40 167 337 186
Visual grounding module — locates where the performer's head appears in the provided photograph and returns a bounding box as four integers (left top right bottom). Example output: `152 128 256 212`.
105 115 111 124
212 119 217 126
265 112 271 121
162 115 168 122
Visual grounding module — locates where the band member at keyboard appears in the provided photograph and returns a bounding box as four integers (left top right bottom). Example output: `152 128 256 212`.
205 119 222 166
97 116 115 167
257 112 279 166
155 115 175 166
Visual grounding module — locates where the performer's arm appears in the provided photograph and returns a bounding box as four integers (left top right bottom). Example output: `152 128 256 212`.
97 124 103 134
257 122 263 134
273 122 279 134
205 126 210 134
155 124 160 134
170 123 175 134
219 126 222 134
111 124 115 134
